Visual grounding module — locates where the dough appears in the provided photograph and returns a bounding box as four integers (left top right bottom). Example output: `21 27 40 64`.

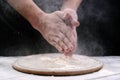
12 53 103 75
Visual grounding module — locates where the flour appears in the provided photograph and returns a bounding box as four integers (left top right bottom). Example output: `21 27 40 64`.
15 54 102 71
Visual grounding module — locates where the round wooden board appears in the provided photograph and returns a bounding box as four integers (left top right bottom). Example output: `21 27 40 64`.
12 53 103 76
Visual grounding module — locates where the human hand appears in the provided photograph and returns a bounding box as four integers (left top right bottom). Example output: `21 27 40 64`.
32 10 79 56
62 8 79 27
60 9 80 56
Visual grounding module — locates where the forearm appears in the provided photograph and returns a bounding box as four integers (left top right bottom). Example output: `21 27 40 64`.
61 0 83 11
6 0 45 26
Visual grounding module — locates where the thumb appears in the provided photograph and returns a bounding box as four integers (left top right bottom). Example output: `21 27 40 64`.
63 13 72 27
71 19 80 27
64 13 80 28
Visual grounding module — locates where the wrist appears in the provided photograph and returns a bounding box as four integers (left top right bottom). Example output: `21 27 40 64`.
61 9 78 19
61 0 83 11
29 11 46 29
61 7 77 12
61 8 77 13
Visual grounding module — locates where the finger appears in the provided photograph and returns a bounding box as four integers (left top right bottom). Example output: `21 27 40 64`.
60 28 74 45
58 40 68 53
52 32 69 52
71 19 80 27
63 12 71 20
51 42 63 53
69 34 76 52
60 30 75 54
50 31 73 54
56 32 74 54
63 13 73 28
64 51 73 57
73 28 77 43
65 29 77 53
48 34 69 53
48 36 63 52
64 13 80 28
63 37 74 52
57 32 73 50
72 30 77 51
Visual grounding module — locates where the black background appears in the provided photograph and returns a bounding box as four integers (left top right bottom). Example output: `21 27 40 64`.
0 0 120 56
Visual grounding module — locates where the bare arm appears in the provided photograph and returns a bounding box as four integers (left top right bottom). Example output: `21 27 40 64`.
61 0 83 23
61 0 83 11
60 0 83 56
6 0 83 56
6 0 45 28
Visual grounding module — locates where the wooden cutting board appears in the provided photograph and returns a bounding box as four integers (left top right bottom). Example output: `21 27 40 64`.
12 53 103 76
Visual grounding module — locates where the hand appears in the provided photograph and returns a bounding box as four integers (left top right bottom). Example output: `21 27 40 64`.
62 8 79 27
32 10 79 56
61 9 80 56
